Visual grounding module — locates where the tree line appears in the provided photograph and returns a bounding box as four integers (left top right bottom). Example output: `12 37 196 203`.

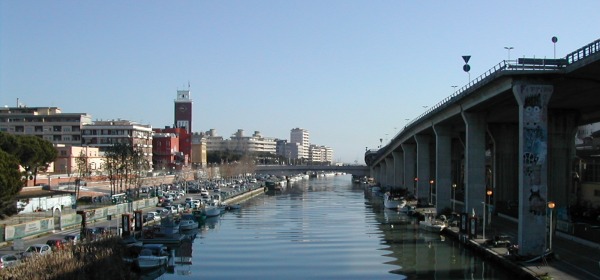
0 132 57 219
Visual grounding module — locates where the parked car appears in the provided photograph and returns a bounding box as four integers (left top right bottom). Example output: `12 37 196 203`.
163 205 178 214
0 254 19 269
143 212 160 223
63 234 81 245
21 244 52 259
46 239 66 250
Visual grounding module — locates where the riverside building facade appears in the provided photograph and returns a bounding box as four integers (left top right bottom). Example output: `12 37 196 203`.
0 106 92 145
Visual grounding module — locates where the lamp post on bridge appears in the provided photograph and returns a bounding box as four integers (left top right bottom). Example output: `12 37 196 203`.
548 201 556 251
413 177 418 202
429 179 434 205
504 46 514 61
486 189 493 225
452 183 457 213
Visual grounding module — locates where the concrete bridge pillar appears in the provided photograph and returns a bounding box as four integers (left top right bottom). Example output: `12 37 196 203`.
488 123 519 215
462 112 487 218
415 135 431 203
392 151 404 189
514 83 553 256
434 125 452 212
385 157 394 188
373 165 380 184
379 161 387 186
548 110 579 213
401 143 417 196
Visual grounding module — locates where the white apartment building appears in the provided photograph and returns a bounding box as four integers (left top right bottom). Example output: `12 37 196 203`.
309 145 333 164
199 129 277 155
0 106 92 145
290 128 309 159
81 120 153 166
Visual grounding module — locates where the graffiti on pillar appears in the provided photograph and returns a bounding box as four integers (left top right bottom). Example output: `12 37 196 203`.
522 92 548 216
514 84 553 255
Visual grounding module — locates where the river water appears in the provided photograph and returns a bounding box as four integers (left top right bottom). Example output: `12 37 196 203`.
157 175 512 280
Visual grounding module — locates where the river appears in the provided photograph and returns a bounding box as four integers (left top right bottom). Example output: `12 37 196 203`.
156 175 512 279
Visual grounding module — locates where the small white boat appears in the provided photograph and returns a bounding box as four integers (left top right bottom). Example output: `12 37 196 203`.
205 201 221 217
136 244 169 270
159 216 180 235
419 217 446 232
179 219 199 231
384 192 407 210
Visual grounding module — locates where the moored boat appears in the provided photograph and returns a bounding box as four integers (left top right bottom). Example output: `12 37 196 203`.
135 244 169 270
179 214 199 231
205 201 221 217
383 192 407 210
418 217 446 232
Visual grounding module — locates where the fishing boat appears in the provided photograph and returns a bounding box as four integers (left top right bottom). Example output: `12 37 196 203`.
383 192 407 210
158 216 179 235
135 244 169 270
418 216 446 232
205 201 221 217
179 214 199 231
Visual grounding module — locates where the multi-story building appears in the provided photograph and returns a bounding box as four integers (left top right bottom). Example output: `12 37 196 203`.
54 145 103 175
153 127 190 169
81 120 153 167
308 145 333 165
152 132 180 171
191 133 207 168
200 129 227 152
0 106 92 145
228 129 277 154
199 129 278 155
290 128 309 160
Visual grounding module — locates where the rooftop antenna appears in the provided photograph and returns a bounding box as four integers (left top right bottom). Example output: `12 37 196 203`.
188 81 191 90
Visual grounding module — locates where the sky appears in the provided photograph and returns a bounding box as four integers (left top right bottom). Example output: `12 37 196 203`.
1 1 599 164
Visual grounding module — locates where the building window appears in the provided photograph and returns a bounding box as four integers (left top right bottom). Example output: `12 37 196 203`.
595 189 600 197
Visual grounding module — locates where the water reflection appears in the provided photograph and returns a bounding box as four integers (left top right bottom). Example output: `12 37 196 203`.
155 176 512 279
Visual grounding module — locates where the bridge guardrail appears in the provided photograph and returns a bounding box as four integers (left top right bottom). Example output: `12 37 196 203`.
381 38 600 160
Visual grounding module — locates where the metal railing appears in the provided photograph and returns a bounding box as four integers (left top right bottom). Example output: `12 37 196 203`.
566 38 600 64
377 38 600 158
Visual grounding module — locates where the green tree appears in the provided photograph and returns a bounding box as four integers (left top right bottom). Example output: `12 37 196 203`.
0 150 22 218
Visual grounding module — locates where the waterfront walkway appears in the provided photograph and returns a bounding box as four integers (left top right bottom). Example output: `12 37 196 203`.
444 215 600 280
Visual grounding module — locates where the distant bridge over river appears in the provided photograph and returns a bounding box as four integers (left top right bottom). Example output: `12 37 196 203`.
254 165 369 178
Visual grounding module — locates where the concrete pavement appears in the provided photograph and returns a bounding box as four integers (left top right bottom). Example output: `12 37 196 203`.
444 214 600 280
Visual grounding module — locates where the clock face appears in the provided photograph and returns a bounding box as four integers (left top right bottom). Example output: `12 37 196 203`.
178 105 187 112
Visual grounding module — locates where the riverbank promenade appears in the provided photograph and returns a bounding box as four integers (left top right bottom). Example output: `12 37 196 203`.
444 215 600 280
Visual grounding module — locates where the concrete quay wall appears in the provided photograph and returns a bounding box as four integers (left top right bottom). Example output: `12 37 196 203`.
442 228 540 280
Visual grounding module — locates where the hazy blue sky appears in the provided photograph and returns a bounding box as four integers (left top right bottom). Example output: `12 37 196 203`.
1 1 599 164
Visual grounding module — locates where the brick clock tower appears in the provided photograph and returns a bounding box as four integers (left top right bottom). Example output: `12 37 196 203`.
174 89 192 132
174 89 193 164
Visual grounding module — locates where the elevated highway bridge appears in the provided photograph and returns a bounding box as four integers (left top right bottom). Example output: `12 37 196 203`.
364 38 600 255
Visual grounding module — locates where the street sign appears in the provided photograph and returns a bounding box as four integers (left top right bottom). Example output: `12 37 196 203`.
462 55 471 63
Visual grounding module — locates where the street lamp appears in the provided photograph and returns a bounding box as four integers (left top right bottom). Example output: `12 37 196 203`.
548 201 556 251
452 183 457 213
482 200 487 240
429 179 435 205
552 36 558 59
486 189 493 225
504 46 514 61
413 177 418 201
